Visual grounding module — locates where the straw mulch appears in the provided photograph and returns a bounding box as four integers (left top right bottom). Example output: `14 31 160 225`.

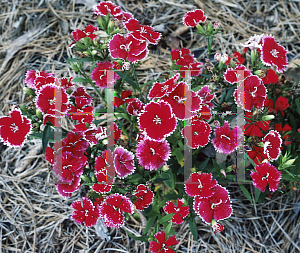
1 0 300 252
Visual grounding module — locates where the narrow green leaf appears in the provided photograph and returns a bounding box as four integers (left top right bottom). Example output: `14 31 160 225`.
42 124 51 154
199 157 210 171
189 218 198 241
199 74 211 79
72 77 89 83
254 187 261 204
114 70 137 89
66 57 93 62
159 213 174 224
164 222 172 235
144 216 156 235
225 85 235 102
125 230 149 242
219 89 227 105
238 184 253 204
245 153 257 167
295 99 300 115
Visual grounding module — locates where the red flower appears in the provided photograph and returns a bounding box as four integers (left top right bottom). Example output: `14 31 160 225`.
125 19 161 45
113 90 135 108
90 61 120 89
298 128 300 134
56 175 81 197
161 82 202 120
274 123 291 142
185 172 217 198
109 34 148 62
135 137 171 171
71 87 92 108
262 130 282 161
84 125 107 146
232 51 245 65
59 77 75 90
164 199 189 224
126 99 144 116
99 193 134 228
93 1 122 18
244 111 270 137
71 197 100 227
53 151 84 183
224 65 251 84
171 48 194 66
24 70 55 90
234 75 267 112
275 96 289 116
250 162 281 192
197 85 216 109
114 146 135 178
0 108 31 147
212 222 224 233
93 156 114 194
261 69 279 84
179 62 203 78
183 9 207 27
150 231 179 253
35 84 69 115
212 121 243 155
247 146 268 165
190 105 212 121
261 35 288 73
133 184 154 210
193 185 232 224
138 101 177 141
182 119 211 149
148 74 180 100
71 25 98 42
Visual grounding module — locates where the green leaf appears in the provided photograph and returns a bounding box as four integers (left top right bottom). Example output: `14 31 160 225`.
199 74 211 79
189 218 198 241
289 113 297 129
199 157 210 171
295 99 300 115
238 184 253 204
72 77 89 83
245 153 257 167
172 149 184 167
126 230 149 242
159 213 174 224
144 216 156 235
42 124 51 154
219 89 227 105
164 222 172 235
114 70 137 90
225 85 235 102
66 57 93 62
254 186 261 204
88 191 102 198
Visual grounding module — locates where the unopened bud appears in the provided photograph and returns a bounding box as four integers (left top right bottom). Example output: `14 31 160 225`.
220 54 228 63
262 115 275 121
23 87 36 96
107 20 115 34
254 69 263 76
207 22 213 33
36 109 43 120
214 22 221 29
251 50 257 65
220 169 226 178
97 16 106 30
214 53 221 62
91 50 98 56
196 24 206 35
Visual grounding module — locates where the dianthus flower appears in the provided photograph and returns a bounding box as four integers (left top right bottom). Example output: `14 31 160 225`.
135 137 171 171
250 162 282 192
126 98 144 116
125 19 161 45
71 25 98 43
274 96 289 116
0 108 31 147
260 69 279 84
113 90 135 108
193 185 232 224
138 101 177 141
261 35 288 73
109 34 148 62
161 82 202 120
212 222 224 233
234 75 267 112
164 199 189 224
247 146 269 166
262 130 282 161
274 123 291 145
114 146 135 178
149 231 179 253
185 172 217 198
99 193 134 228
90 61 120 89
224 65 251 84
84 124 107 146
183 9 207 27
24 70 55 90
179 62 203 78
212 121 243 155
133 184 154 210
171 48 194 66
197 85 216 109
232 51 245 65
93 1 122 18
70 87 92 108
56 175 81 197
92 156 114 193
244 111 270 137
190 105 212 121
240 34 264 51
148 74 180 100
71 197 100 227
182 119 211 149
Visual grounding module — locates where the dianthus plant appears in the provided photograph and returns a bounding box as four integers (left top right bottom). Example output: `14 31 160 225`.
1 1 300 251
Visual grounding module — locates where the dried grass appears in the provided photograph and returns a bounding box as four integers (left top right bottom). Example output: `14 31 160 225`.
1 0 300 252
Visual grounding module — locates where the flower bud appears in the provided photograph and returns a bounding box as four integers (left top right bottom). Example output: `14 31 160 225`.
251 50 257 65
97 16 106 30
220 54 228 63
91 50 98 56
254 69 263 76
262 115 275 121
19 105 28 114
207 22 213 33
214 22 221 29
36 109 43 120
214 53 221 62
81 175 91 182
284 158 296 167
23 87 36 96
107 20 115 34
196 24 206 35
220 169 227 178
